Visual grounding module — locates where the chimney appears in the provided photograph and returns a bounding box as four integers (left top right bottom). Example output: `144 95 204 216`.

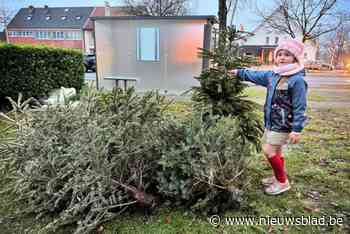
28 5 35 14
105 1 111 16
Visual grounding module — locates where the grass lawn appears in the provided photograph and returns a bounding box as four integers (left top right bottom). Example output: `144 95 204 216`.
0 94 349 233
243 86 328 103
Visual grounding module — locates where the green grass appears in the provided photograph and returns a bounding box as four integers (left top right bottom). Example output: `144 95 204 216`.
0 98 349 234
243 86 328 102
244 86 266 99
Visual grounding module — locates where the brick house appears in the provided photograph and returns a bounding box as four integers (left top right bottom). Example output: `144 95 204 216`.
0 31 6 42
6 5 127 54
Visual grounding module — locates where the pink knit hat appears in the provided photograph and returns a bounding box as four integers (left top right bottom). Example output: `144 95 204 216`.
274 39 305 64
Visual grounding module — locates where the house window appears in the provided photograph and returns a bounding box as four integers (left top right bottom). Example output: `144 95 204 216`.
26 15 32 20
57 31 64 39
266 36 270 45
75 16 81 20
45 15 51 20
275 37 279 44
304 52 307 59
65 32 72 39
36 31 49 40
137 27 160 61
61 16 67 20
72 31 82 40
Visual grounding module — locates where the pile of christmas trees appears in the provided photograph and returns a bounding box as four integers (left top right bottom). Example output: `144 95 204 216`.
0 27 263 234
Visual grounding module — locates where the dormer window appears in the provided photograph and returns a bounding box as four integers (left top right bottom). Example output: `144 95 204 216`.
26 15 32 20
45 15 51 20
61 16 67 20
75 16 81 20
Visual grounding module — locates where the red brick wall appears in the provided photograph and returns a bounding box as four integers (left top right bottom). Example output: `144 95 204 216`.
8 37 83 50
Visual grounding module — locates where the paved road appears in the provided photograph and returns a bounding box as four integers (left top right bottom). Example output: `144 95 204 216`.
85 72 350 89
85 72 96 81
306 72 350 90
305 72 350 109
84 71 350 108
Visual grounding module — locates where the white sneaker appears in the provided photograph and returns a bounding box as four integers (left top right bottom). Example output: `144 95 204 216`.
261 176 276 186
264 180 291 195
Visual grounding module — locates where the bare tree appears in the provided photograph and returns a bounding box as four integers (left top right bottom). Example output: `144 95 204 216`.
324 13 350 65
218 0 256 31
123 0 189 16
227 0 255 26
0 0 14 29
256 0 341 42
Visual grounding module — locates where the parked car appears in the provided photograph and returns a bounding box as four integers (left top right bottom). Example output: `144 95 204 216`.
84 54 96 72
304 61 322 70
335 64 345 70
320 63 334 70
304 61 334 71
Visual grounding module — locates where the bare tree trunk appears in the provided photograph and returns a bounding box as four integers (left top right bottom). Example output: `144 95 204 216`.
218 0 228 33
218 0 228 47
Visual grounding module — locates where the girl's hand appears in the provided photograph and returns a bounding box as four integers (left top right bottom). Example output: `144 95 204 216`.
228 69 238 76
288 132 301 144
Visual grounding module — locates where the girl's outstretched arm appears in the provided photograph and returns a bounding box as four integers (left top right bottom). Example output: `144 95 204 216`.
229 69 273 87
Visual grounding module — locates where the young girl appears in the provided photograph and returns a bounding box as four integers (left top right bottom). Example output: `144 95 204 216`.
230 39 308 195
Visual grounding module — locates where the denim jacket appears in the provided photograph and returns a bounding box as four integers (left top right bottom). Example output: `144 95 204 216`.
237 69 308 133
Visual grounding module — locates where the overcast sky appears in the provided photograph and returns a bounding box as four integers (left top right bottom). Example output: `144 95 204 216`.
3 0 273 31
3 0 349 32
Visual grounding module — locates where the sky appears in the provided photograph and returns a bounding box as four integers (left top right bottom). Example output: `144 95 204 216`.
3 0 270 31
3 0 349 32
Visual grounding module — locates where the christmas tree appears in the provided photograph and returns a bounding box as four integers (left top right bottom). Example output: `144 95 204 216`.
192 26 263 151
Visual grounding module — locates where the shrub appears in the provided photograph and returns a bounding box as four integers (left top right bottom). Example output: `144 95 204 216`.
157 114 254 214
0 88 255 233
0 43 84 104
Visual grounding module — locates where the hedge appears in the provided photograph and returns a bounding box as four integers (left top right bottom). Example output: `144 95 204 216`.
0 43 84 102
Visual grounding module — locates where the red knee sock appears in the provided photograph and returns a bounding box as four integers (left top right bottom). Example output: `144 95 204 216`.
268 153 286 183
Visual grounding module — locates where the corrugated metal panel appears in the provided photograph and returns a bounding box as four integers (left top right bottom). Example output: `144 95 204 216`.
95 18 210 93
